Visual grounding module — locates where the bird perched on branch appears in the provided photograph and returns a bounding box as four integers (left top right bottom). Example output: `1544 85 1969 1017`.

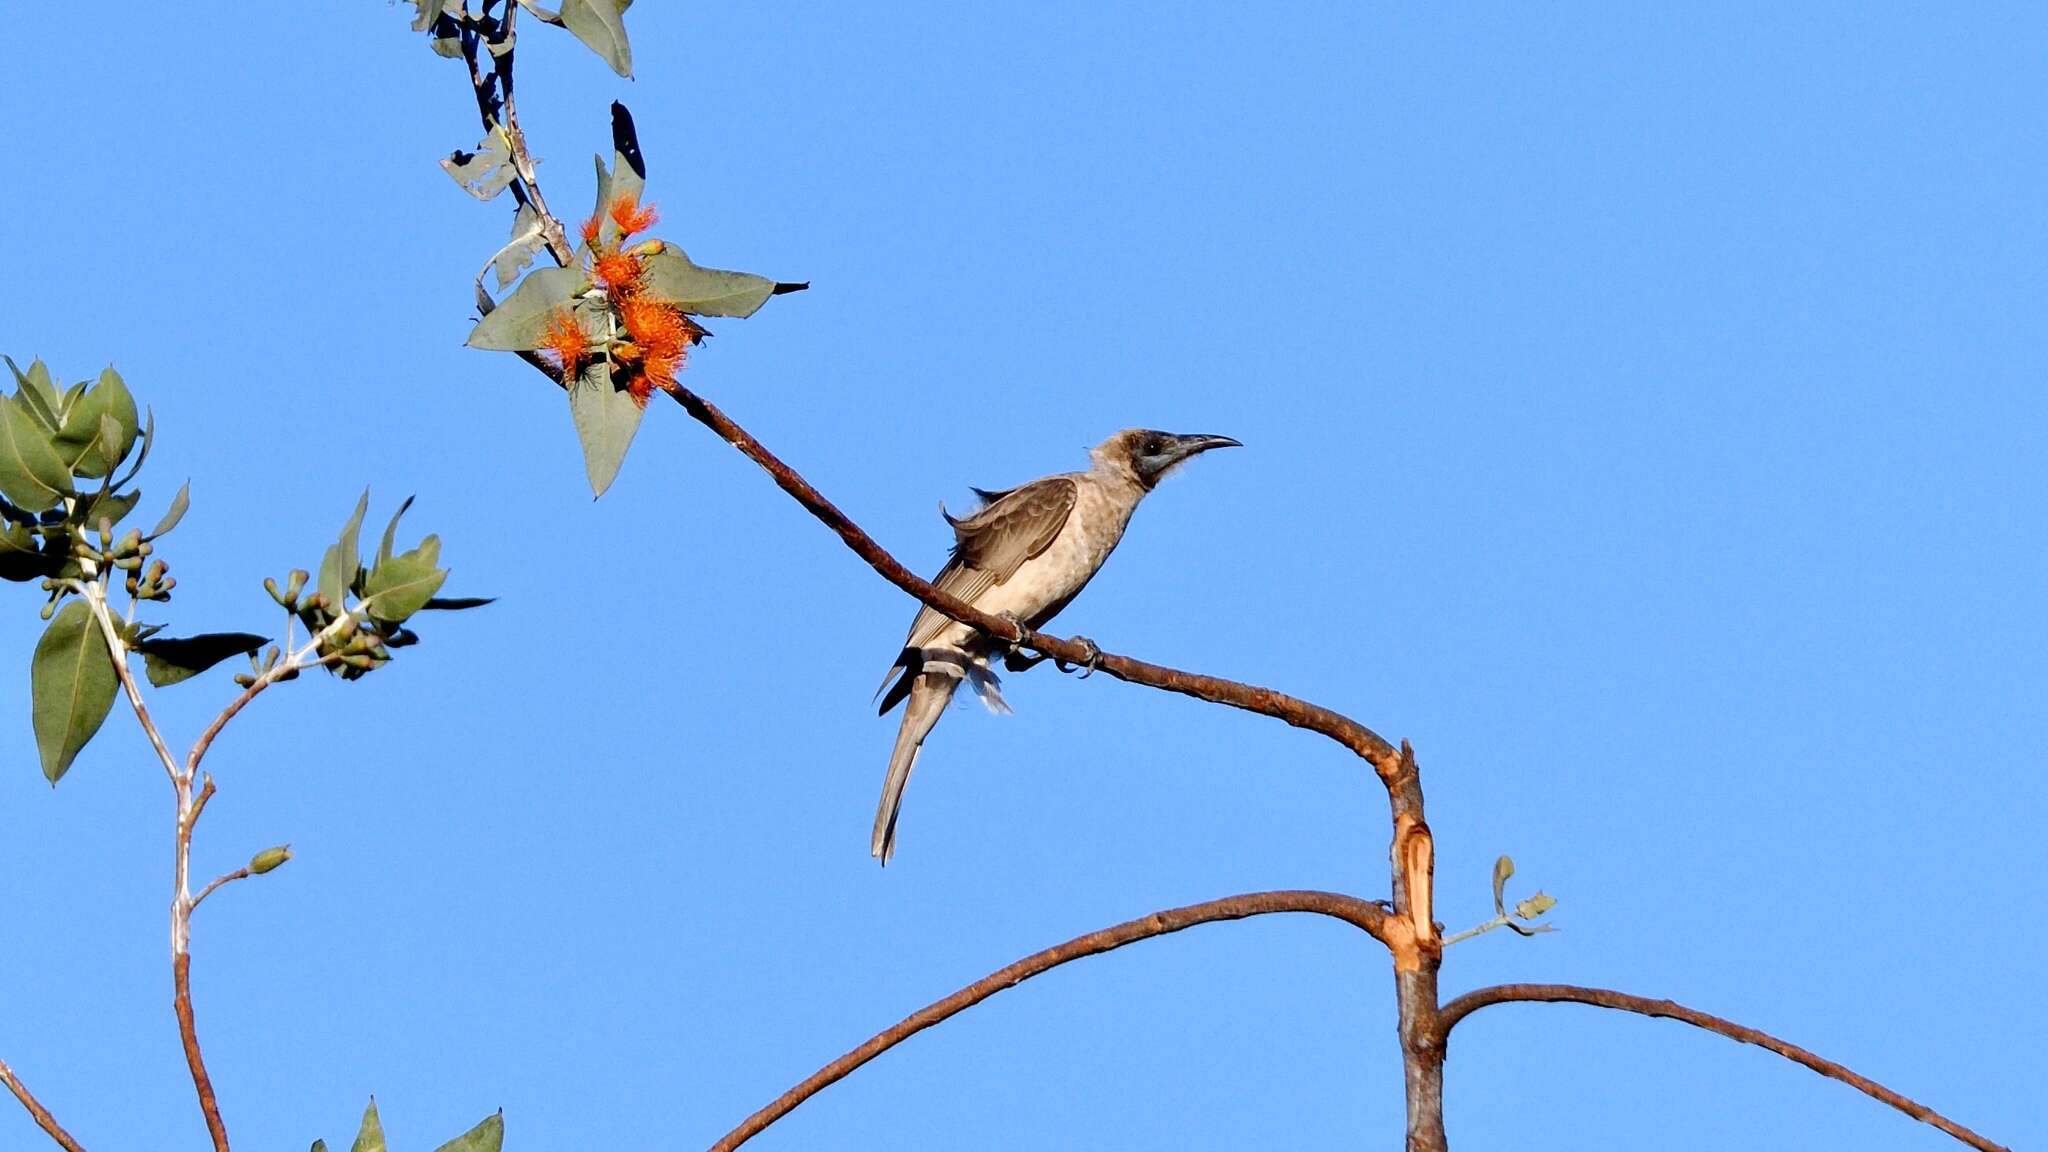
872 428 1241 864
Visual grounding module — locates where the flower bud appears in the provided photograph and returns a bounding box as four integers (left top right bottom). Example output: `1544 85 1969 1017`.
248 845 293 875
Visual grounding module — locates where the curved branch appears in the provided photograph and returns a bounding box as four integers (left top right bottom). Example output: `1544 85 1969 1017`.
1435 984 2008 1152
706 890 1391 1152
662 385 1402 778
0 1057 87 1152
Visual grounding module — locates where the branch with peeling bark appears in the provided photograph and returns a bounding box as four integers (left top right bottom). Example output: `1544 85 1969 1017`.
708 891 1391 1152
1434 984 2010 1152
0 1058 87 1152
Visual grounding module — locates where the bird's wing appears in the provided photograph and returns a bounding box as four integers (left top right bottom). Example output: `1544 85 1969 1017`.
902 476 1078 650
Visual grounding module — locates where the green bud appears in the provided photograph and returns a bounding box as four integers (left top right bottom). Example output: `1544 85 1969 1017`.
248 845 292 875
285 569 309 599
264 576 284 604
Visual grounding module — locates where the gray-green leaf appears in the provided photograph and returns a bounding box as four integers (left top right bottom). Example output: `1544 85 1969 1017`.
431 1111 504 1152
362 554 448 625
317 489 370 611
148 480 191 539
32 600 117 784
375 494 416 568
138 633 269 688
560 0 632 76
1491 854 1514 917
53 367 140 479
468 266 588 352
441 135 517 201
0 396 74 511
351 1098 385 1152
642 249 779 319
569 361 644 497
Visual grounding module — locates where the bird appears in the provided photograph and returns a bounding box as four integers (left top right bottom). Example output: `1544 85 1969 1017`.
871 428 1241 864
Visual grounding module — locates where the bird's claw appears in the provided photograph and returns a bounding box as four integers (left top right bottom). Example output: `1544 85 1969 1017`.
1055 636 1102 678
994 611 1032 654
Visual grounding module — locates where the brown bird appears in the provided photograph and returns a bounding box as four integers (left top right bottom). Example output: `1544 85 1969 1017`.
872 428 1241 863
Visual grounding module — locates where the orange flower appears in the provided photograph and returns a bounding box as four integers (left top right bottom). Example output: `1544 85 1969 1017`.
539 308 588 383
579 214 602 248
592 246 644 294
618 297 692 405
609 192 659 238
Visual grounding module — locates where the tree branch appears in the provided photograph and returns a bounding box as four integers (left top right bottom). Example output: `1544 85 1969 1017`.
171 953 228 1152
0 1057 87 1152
1434 984 2008 1152
706 891 1392 1152
660 384 1403 779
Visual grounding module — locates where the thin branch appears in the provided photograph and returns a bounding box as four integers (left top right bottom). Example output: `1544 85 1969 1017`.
0 1057 87 1152
171 954 229 1152
706 891 1391 1152
188 868 251 914
77 584 179 784
1435 984 2008 1152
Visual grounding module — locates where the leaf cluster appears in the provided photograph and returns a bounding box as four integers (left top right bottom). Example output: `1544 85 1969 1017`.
275 491 490 683
313 1098 504 1152
6 359 485 782
465 108 804 495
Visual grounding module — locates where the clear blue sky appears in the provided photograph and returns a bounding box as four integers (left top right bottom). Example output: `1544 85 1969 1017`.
2 4 2041 1150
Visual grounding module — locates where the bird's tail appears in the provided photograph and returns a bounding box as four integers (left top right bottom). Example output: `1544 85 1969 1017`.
872 663 962 865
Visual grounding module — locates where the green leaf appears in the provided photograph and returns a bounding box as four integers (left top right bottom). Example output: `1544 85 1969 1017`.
32 600 117 784
74 487 142 534
560 0 632 76
351 1098 385 1152
362 554 448 625
148 480 190 539
642 249 779 319
6 357 63 432
468 266 587 352
568 361 644 497
375 494 416 568
137 633 269 688
317 489 370 611
54 367 140 479
0 396 75 511
111 406 155 490
422 595 495 611
441 135 517 201
312 1142 329 1152
1491 854 1513 917
0 521 59 582
431 1111 504 1152
1514 891 1557 920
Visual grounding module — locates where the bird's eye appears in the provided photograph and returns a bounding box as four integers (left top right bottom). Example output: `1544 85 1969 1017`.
1145 436 1166 454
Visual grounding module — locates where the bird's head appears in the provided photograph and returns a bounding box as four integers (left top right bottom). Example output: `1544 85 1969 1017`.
1095 428 1242 490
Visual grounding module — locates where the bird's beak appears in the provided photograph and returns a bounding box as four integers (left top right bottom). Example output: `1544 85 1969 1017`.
1135 433 1242 483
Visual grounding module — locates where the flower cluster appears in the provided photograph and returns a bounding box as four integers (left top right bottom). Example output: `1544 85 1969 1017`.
541 193 697 407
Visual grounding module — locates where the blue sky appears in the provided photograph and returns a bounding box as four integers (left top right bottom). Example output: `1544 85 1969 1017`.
1 4 2041 1149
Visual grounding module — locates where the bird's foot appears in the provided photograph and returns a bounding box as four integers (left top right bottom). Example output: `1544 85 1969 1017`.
994 611 1034 654
1055 636 1102 678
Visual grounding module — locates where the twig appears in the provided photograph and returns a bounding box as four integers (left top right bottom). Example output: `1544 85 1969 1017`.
1434 984 2008 1152
188 868 251 914
0 1057 87 1152
706 891 1391 1152
171 953 228 1152
78 583 179 784
457 0 574 268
